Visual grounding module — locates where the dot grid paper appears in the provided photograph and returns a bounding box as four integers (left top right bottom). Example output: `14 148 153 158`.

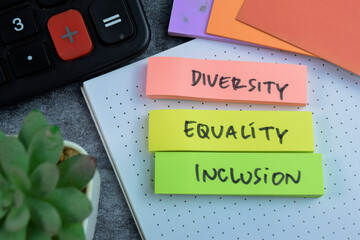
82 39 360 240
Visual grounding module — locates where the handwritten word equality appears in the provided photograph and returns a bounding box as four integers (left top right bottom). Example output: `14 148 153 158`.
195 164 301 186
184 120 289 144
191 70 289 100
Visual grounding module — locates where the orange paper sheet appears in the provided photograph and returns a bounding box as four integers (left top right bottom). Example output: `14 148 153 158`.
146 57 307 106
237 0 360 76
206 0 313 56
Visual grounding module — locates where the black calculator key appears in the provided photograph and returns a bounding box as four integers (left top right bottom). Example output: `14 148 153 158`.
0 65 7 87
9 41 51 78
0 8 39 44
90 0 134 45
37 0 69 8
0 0 25 10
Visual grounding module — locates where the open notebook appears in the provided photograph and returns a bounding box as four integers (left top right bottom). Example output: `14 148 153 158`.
82 39 360 239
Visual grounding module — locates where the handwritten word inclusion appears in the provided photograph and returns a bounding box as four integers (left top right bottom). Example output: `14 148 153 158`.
195 164 301 186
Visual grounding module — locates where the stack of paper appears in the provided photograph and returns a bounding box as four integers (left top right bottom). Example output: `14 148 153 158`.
168 0 312 55
168 0 360 76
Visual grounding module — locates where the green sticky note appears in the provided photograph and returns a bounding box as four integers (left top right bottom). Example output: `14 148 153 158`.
154 152 324 197
149 109 314 152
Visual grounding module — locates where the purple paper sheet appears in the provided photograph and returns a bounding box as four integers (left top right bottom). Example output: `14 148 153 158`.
168 0 254 46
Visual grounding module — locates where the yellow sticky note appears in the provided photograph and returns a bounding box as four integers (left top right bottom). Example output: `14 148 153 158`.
149 110 314 152
155 152 324 197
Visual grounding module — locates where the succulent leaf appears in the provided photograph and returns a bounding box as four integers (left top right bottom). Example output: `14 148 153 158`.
0 209 6 219
4 204 30 232
0 137 28 176
28 126 63 174
0 171 8 187
0 207 7 219
1 188 14 209
0 225 26 240
53 222 85 240
14 189 24 208
26 198 61 237
7 167 31 192
18 110 48 149
30 163 59 198
27 225 51 240
57 154 96 190
0 191 9 218
45 188 92 223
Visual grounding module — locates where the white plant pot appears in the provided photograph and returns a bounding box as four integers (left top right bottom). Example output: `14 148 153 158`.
64 141 101 240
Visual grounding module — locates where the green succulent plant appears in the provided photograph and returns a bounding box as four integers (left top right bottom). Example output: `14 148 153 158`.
0 110 97 240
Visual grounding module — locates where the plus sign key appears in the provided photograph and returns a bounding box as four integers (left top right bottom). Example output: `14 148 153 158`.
48 10 93 61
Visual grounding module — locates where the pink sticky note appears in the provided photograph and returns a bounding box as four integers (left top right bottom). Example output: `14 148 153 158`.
146 57 307 106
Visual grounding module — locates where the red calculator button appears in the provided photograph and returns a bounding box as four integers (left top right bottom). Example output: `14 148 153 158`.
48 10 93 61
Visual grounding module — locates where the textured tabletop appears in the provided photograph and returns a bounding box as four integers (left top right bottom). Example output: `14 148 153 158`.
0 1 188 239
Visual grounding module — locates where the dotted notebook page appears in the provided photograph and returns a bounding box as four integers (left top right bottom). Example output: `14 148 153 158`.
82 39 360 240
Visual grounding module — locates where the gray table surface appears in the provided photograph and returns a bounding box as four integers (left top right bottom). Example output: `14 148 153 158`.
0 1 188 239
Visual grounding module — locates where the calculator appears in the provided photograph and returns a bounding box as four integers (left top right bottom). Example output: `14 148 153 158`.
0 0 150 106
